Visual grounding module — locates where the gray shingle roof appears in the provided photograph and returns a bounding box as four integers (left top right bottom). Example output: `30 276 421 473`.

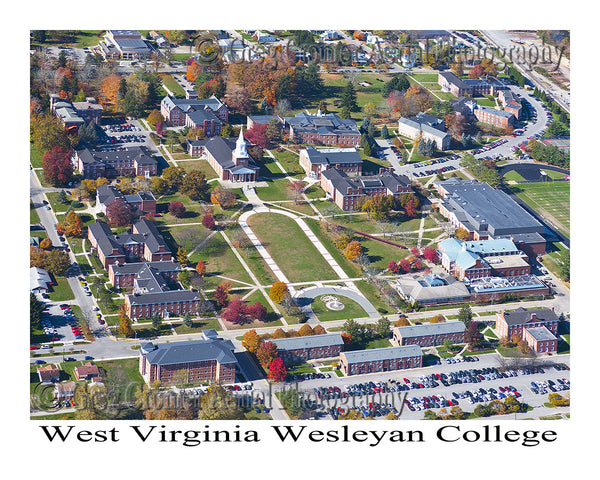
393 321 465 339
342 345 422 363
501 307 558 326
140 339 237 366
271 333 344 351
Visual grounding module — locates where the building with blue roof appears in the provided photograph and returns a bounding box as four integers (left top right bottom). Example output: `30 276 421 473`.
438 237 530 280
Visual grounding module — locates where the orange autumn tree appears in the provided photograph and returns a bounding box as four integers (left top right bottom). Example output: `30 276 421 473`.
344 240 363 262
57 210 83 237
101 74 122 111
186 61 201 83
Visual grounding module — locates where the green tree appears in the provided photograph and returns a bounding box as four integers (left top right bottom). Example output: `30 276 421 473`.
197 384 245 420
375 317 391 338
343 318 366 344
458 304 473 327
381 124 390 139
30 293 44 331
180 170 209 201
151 314 162 330
44 249 71 276
339 81 358 112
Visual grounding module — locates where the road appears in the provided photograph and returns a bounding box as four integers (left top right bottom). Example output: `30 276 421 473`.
480 30 570 113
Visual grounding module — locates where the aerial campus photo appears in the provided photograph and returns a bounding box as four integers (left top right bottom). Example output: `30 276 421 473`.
29 29 571 422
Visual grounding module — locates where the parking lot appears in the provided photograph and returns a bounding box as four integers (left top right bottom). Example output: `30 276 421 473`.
35 302 85 347
266 354 570 420
99 121 148 151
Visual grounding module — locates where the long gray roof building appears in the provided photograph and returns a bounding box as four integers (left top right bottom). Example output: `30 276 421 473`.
271 333 344 351
140 339 236 366
393 321 466 339
341 345 422 363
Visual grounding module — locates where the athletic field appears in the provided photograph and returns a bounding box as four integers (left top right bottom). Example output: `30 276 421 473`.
508 181 570 238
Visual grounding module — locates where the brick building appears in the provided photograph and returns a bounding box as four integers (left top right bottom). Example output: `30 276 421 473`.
299 146 363 179
73 146 158 179
495 307 559 340
186 129 259 182
50 94 103 129
433 179 546 257
284 112 361 147
160 95 228 134
109 260 181 289
95 184 156 216
438 238 531 281
498 90 522 120
438 72 506 97
473 106 515 129
397 112 451 151
73 363 101 382
271 333 344 365
340 346 423 376
139 339 237 385
88 219 172 269
522 326 558 354
126 289 204 320
392 322 466 347
320 168 412 211
37 364 60 383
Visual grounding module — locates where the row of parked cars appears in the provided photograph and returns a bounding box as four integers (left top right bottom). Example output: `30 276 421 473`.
329 402 399 419
404 394 458 411
61 304 84 339
414 165 456 177
457 385 521 405
104 123 141 133
531 378 570 395
288 372 332 382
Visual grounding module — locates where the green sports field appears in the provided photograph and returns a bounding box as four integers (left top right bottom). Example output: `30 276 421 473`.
508 181 570 238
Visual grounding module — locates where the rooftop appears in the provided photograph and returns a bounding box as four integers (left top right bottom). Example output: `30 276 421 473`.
140 339 236 366
394 321 466 338
271 333 344 351
342 345 423 363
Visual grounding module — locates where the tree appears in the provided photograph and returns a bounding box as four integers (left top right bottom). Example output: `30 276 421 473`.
210 185 237 208
376 317 391 338
244 122 270 148
117 304 134 337
343 318 365 345
221 297 248 324
265 118 282 143
344 240 363 261
465 321 483 349
387 261 399 273
150 177 168 196
339 81 358 112
30 293 44 331
161 166 185 192
242 329 261 354
398 258 411 273
45 249 71 276
286 180 307 204
380 124 390 139
458 305 473 327
151 314 162 330
394 316 410 327
106 198 133 227
468 64 485 79
57 210 83 237
269 282 289 303
202 213 216 230
42 146 74 187
186 61 201 82
363 102 377 118
195 260 206 276
147 109 162 126
30 246 47 269
404 199 418 218
256 341 279 369
455 227 470 240
430 314 446 324
168 201 186 218
422 247 438 263
312 324 327 335
268 357 287 382
39 237 53 250
176 247 188 266
213 282 231 307
180 170 209 201
298 324 314 337
197 384 245 420
243 302 266 323
31 114 72 152
271 328 288 339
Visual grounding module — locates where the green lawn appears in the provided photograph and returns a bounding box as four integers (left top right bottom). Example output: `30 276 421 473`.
247 212 338 283
30 144 45 169
30 201 40 224
310 295 370 322
47 277 75 302
159 73 186 97
173 317 222 335
508 181 570 238
188 231 253 286
503 170 526 182
178 159 219 179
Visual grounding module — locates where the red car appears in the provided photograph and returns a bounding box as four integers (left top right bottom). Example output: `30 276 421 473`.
403 378 410 384
30 345 40 350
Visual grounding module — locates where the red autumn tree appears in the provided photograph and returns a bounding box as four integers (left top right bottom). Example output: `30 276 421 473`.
341 332 352 346
244 122 270 148
245 302 267 322
106 198 133 227
168 200 186 218
410 247 421 257
221 297 247 324
256 341 279 369
196 260 206 276
202 213 216 230
387 261 399 273
42 146 74 187
404 199 418 218
213 282 230 308
268 357 287 382
413 259 423 270
399 258 411 273
423 247 438 263
468 64 485 79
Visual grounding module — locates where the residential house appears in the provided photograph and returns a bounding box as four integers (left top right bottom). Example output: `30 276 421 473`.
73 363 101 382
54 381 76 401
30 267 52 294
37 364 60 383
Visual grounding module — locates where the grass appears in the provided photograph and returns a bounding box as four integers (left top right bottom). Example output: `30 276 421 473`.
47 277 75 302
246 212 339 283
503 170 527 182
310 295 370 322
354 279 393 315
173 317 222 335
30 144 45 169
188 231 253 286
508 181 570 238
178 159 219 179
159 73 187 97
30 200 40 224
